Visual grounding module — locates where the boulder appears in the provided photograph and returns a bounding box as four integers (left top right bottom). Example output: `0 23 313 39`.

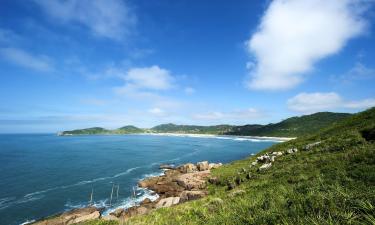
179 190 208 203
208 177 219 185
102 215 119 221
286 148 298 154
68 210 100 224
251 161 258 166
258 163 272 171
178 163 197 173
155 197 180 209
271 151 283 156
110 208 125 217
209 163 222 170
175 170 211 190
140 198 152 205
257 155 271 163
197 161 209 171
34 207 101 225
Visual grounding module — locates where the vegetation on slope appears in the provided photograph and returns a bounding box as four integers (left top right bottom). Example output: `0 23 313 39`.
226 112 351 137
150 123 234 134
61 112 351 137
82 107 374 225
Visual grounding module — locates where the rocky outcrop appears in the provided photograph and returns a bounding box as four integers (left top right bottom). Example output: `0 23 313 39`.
33 207 101 225
180 190 208 203
258 163 272 171
175 170 211 190
178 163 197 173
197 161 209 171
286 148 298 154
106 161 221 221
155 197 180 208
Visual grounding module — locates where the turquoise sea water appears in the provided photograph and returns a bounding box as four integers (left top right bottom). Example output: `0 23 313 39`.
0 134 277 225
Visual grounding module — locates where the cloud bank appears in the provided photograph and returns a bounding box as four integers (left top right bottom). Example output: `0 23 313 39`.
34 0 136 40
287 92 375 113
0 47 53 72
246 0 369 90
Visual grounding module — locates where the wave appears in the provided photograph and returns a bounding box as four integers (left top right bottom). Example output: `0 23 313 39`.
102 187 159 216
19 219 36 225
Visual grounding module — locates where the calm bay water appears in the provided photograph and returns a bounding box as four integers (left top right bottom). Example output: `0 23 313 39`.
0 134 277 225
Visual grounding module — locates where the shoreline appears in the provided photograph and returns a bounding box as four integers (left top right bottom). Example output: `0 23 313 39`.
59 132 295 142
30 161 223 224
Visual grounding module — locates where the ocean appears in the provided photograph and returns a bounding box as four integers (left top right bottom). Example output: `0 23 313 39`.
0 133 278 225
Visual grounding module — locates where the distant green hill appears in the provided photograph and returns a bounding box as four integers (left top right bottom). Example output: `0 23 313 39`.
150 123 234 134
226 112 351 137
60 112 351 137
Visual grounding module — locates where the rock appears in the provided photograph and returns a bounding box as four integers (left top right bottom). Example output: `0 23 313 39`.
178 163 197 173
228 189 246 197
286 148 298 154
175 170 211 190
138 176 160 188
257 155 271 163
155 197 180 208
271 151 283 156
68 210 100 224
110 208 125 217
179 190 208 203
227 182 236 190
270 156 276 162
208 177 219 184
235 176 242 185
197 161 210 171
34 207 101 225
251 161 258 166
209 163 222 170
140 198 152 205
159 164 175 170
135 206 149 215
258 163 272 171
102 215 119 221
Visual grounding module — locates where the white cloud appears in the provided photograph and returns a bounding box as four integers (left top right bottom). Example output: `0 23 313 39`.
246 0 370 90
0 47 53 72
124 66 174 90
287 92 375 113
184 87 196 95
193 108 264 121
114 65 175 96
34 0 136 40
334 62 375 83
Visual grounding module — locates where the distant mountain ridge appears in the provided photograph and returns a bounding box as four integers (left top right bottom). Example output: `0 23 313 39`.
60 112 351 137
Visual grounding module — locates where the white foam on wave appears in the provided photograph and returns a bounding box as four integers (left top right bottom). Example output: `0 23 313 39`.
19 219 36 225
102 187 159 216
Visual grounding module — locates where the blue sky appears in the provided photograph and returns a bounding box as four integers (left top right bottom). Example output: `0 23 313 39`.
0 0 375 133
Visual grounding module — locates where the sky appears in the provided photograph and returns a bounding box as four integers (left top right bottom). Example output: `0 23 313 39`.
0 0 375 133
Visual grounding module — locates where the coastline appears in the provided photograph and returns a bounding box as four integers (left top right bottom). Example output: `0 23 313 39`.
59 132 295 142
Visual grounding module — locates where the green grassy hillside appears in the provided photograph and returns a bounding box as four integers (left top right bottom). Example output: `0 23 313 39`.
150 123 234 134
83 107 374 225
226 112 351 137
61 112 351 137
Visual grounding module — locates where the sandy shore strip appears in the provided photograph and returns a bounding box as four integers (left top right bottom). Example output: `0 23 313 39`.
137 133 295 142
